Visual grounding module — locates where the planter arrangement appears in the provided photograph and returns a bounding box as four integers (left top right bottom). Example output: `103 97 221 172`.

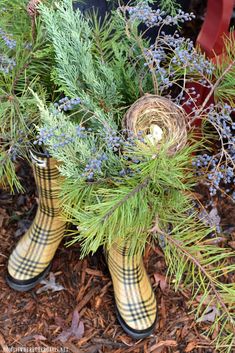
0 0 235 350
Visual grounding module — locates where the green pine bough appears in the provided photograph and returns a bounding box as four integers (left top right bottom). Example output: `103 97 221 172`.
35 101 197 257
213 34 235 106
36 95 235 353
32 1 235 350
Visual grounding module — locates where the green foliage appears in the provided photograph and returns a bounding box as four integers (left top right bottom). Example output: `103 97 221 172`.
0 0 56 191
158 0 181 15
39 0 154 121
35 100 197 257
0 153 24 192
63 145 196 258
36 96 235 351
160 222 235 353
34 2 235 351
214 34 235 107
40 0 121 107
0 0 30 38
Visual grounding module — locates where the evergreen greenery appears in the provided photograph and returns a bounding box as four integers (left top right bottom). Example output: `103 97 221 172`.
35 1 235 351
214 34 235 106
39 0 156 130
34 95 198 257
0 0 55 191
158 0 180 15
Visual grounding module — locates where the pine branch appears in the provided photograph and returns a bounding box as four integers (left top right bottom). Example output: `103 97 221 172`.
151 217 235 352
102 177 150 221
198 58 235 115
152 217 233 321
0 152 24 192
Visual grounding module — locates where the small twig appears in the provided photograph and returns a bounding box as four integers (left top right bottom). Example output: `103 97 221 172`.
0 252 7 258
12 61 31 92
102 177 150 221
27 0 42 42
91 338 126 348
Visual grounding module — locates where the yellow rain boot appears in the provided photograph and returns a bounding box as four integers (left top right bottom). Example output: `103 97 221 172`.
6 150 66 291
106 242 157 339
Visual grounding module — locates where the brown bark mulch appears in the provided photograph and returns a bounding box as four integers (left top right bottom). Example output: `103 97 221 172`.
0 161 234 353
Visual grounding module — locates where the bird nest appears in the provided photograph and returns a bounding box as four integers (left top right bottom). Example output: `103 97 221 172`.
123 94 188 155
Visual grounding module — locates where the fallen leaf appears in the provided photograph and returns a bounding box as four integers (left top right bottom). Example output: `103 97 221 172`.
37 272 65 294
154 273 168 292
15 219 32 238
197 306 220 323
208 208 221 227
56 310 84 343
185 341 197 352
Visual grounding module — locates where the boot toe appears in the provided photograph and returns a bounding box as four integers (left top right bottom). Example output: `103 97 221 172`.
6 264 51 292
116 306 157 339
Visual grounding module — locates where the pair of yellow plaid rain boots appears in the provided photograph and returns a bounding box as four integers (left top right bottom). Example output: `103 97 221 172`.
6 151 157 338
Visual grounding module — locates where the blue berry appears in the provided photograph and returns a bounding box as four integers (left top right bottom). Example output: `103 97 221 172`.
0 54 16 74
54 96 81 112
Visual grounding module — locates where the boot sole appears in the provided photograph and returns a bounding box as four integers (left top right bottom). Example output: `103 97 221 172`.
116 306 157 340
6 264 51 292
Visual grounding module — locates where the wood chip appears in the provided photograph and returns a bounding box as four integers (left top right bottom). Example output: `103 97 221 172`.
76 287 99 312
85 268 105 277
185 341 197 352
0 332 10 353
149 340 178 352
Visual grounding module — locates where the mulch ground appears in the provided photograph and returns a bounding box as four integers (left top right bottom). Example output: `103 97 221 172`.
1 159 234 353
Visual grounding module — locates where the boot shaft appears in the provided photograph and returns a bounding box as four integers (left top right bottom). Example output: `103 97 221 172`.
30 151 63 215
106 240 157 336
7 151 66 285
106 241 142 266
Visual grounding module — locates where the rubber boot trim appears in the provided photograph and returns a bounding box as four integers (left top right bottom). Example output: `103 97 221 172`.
116 306 157 340
6 264 51 292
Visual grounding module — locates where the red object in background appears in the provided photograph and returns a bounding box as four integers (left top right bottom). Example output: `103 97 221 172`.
182 0 235 128
182 82 209 128
197 0 235 58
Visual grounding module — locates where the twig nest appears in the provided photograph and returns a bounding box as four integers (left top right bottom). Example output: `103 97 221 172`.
123 94 188 155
